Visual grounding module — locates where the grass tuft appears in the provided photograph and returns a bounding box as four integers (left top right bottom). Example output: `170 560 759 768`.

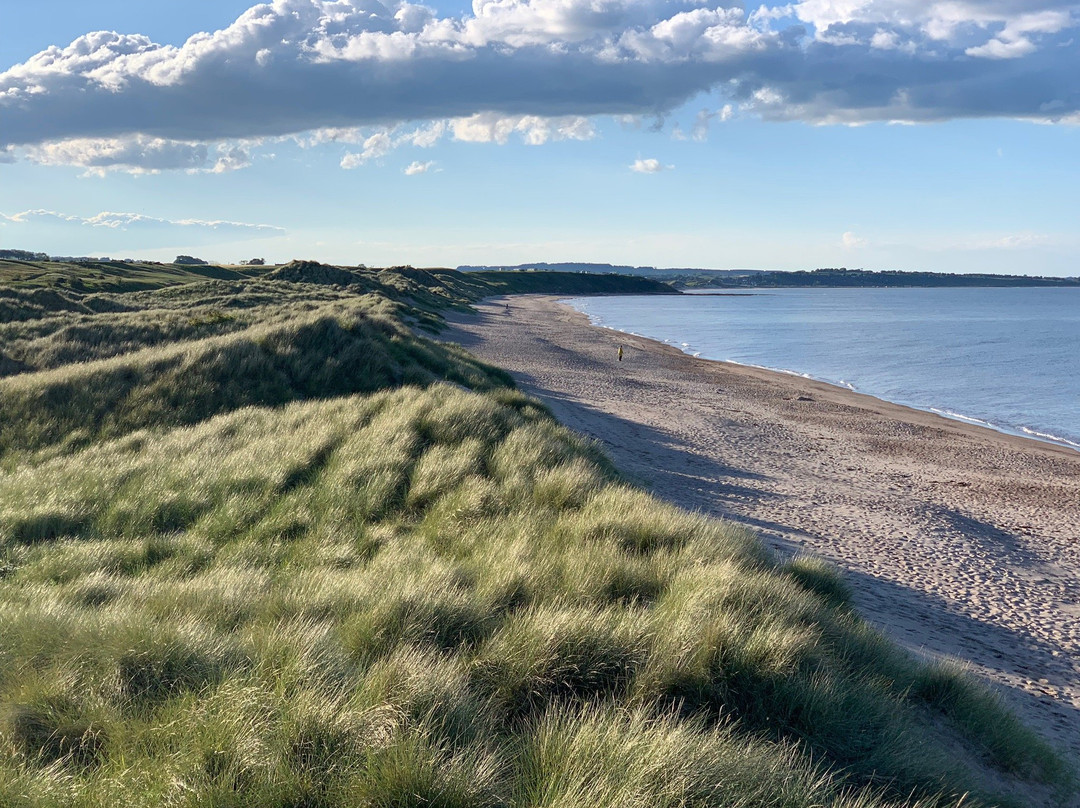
5 703 106 768
784 555 855 609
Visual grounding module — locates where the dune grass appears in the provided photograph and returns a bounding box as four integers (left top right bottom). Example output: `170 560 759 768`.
0 294 509 458
0 262 1070 808
0 259 271 294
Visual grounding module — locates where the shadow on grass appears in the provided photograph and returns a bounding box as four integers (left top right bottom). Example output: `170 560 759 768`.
836 562 1080 767
444 304 1080 789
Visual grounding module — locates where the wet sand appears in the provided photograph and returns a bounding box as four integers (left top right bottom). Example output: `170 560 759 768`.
444 295 1080 777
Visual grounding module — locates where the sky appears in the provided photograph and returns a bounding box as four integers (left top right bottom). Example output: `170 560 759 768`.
1 0 1078 274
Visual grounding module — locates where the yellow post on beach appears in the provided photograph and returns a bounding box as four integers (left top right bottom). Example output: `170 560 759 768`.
618 346 623 362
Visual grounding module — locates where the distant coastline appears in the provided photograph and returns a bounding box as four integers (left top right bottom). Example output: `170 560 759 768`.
565 287 1080 453
459 262 1080 289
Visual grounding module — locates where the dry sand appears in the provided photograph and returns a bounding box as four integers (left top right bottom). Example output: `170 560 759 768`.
444 294 1080 775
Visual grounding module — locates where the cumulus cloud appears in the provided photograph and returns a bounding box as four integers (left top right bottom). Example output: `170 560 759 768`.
210 147 254 173
341 132 394 168
841 230 868 248
1 0 1078 170
450 113 596 145
403 160 435 175
630 157 672 172
2 209 284 236
408 121 447 148
337 124 443 166
18 136 255 175
25 137 209 174
790 1 1074 42
336 113 592 168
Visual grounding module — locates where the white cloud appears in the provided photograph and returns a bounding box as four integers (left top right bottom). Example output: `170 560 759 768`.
450 113 596 145
341 131 395 168
870 30 899 49
403 160 435 175
408 121 447 148
209 147 253 174
630 157 672 173
841 231 867 248
966 37 1037 58
792 1 1074 41
334 114 592 170
18 136 256 175
961 12 1071 61
0 0 1077 172
327 124 440 162
789 1 1079 85
24 137 209 175
2 208 283 236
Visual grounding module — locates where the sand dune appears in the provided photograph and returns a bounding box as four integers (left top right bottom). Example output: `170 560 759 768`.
445 295 1080 773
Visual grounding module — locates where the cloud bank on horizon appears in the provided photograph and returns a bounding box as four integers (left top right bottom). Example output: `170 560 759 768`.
1 0 1078 172
0 209 285 249
1 209 282 233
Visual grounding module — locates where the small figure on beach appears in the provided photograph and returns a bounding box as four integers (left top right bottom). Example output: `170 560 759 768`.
618 346 623 362
505 303 510 315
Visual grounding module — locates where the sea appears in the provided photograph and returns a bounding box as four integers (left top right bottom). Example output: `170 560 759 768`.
566 287 1080 452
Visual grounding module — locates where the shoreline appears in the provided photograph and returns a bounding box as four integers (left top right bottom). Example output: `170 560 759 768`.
564 297 1080 457
563 297 1080 464
444 294 1080 780
576 316 1080 457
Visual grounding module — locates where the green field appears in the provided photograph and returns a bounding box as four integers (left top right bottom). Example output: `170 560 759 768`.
0 261 1070 807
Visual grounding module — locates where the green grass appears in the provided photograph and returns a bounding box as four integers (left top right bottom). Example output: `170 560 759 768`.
0 259 272 294
0 294 510 457
0 261 1070 808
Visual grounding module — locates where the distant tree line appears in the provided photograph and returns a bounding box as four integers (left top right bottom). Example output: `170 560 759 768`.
678 268 1080 288
0 249 49 261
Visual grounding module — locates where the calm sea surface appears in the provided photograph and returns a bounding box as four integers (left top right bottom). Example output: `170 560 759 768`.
567 287 1080 450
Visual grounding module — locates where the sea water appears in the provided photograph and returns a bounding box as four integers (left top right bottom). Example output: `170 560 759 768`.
566 287 1080 451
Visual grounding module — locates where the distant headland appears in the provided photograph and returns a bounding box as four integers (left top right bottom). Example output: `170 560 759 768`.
458 262 1080 288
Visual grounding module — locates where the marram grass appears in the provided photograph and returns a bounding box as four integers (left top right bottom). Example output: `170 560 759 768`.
0 264 1070 808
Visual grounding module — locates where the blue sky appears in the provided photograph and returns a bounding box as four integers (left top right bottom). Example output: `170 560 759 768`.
1 0 1078 273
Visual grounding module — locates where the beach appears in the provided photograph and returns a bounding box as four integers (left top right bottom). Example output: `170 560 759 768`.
445 295 1080 768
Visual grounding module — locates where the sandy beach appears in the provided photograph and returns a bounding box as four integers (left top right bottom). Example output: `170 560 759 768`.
444 295 1080 773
